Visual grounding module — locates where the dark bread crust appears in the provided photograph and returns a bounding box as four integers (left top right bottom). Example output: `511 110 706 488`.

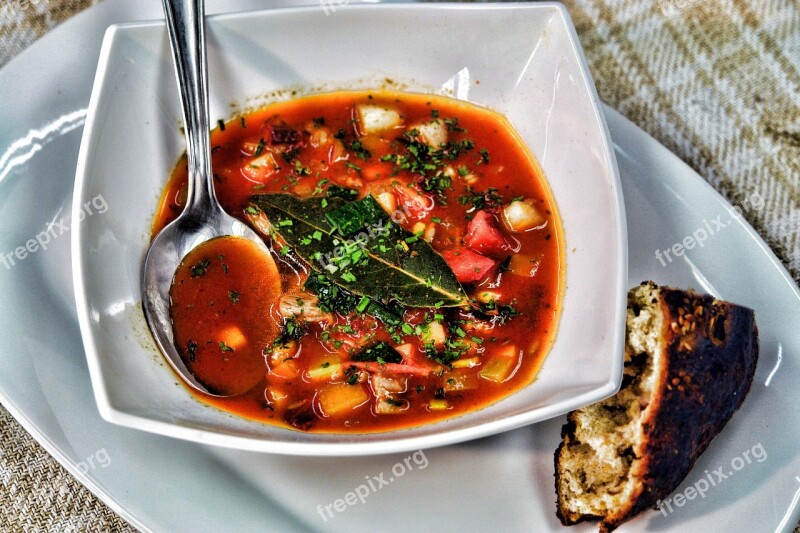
555 283 759 532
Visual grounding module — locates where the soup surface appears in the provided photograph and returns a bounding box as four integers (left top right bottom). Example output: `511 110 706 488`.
154 91 564 432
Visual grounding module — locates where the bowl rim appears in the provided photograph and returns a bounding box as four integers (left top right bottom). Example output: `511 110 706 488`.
72 1 627 456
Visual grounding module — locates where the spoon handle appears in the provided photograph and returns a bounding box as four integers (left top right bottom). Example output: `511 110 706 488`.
162 0 217 215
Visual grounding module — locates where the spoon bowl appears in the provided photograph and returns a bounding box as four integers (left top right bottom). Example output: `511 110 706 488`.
142 0 273 397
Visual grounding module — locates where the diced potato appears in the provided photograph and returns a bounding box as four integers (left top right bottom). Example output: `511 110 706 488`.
412 121 448 148
306 362 343 382
428 399 450 410
317 383 369 416
355 103 402 135
451 357 481 369
375 191 397 214
371 374 407 396
462 173 479 186
278 292 332 323
502 200 546 233
423 321 447 348
412 221 427 234
423 223 436 243
475 290 501 305
394 343 416 360
269 358 299 380
269 340 299 363
508 254 541 277
479 350 519 383
268 341 300 379
218 325 246 351
241 152 279 182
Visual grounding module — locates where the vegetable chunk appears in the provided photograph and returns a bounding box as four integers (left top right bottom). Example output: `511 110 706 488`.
441 248 497 284
356 103 402 134
465 210 511 256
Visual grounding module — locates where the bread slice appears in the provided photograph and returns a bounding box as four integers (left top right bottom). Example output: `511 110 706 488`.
554 282 758 532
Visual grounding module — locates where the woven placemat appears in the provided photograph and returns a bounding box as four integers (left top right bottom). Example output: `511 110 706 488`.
564 0 800 283
0 407 135 531
1 0 798 531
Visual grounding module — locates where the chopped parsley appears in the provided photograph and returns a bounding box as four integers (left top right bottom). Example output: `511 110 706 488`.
345 161 362 172
219 341 234 352
348 139 372 161
253 138 266 156
186 340 198 362
458 186 505 211
352 342 403 364
190 258 211 278
293 159 311 176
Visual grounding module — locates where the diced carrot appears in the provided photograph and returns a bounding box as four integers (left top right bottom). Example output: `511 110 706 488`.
218 326 246 351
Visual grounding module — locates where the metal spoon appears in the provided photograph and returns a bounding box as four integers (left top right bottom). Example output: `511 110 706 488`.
142 0 272 397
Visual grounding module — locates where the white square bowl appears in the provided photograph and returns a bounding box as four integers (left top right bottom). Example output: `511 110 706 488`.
73 2 626 455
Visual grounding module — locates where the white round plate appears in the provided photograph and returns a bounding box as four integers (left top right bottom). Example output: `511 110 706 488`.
0 1 798 531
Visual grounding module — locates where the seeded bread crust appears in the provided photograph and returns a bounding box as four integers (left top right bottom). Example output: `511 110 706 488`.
554 282 759 532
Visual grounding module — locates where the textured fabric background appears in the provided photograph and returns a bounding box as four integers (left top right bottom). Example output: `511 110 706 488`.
1 0 798 531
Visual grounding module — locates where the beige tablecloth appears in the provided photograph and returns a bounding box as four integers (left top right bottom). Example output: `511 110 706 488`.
1 0 798 531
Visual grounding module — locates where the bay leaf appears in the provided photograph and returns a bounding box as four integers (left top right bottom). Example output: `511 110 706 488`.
250 194 468 307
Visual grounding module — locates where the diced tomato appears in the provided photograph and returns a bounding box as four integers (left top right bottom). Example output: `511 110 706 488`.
442 248 497 284
464 210 510 256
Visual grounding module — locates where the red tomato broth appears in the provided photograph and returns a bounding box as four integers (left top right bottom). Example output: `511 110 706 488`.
154 90 564 433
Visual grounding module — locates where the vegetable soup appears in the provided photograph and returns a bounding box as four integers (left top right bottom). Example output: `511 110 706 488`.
153 91 564 432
